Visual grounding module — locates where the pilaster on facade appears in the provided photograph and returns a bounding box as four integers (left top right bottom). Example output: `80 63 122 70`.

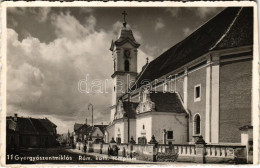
205 55 212 143
183 68 188 110
211 54 220 144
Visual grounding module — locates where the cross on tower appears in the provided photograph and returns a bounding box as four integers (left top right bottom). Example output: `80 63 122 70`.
122 11 127 27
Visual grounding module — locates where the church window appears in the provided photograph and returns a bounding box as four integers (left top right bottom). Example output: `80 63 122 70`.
167 131 173 139
194 84 201 102
125 60 130 71
143 125 145 129
194 114 201 135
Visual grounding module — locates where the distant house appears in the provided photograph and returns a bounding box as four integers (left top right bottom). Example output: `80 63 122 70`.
6 114 57 150
73 121 107 144
74 123 84 132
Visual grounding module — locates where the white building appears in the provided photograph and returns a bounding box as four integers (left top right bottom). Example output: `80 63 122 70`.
106 7 253 145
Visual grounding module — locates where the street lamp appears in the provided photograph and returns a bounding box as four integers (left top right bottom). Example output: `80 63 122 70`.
88 103 94 127
126 92 130 143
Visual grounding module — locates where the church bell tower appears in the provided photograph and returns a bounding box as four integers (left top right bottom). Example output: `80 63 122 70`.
110 11 140 122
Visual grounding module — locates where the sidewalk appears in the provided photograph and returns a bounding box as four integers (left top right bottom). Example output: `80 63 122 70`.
67 148 157 164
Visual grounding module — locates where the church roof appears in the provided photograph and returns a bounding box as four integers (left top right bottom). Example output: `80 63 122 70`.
133 7 253 90
123 102 139 119
150 92 186 113
115 27 140 48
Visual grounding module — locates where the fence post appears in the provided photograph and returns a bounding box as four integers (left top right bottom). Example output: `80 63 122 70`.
149 135 158 162
195 136 206 163
239 125 253 163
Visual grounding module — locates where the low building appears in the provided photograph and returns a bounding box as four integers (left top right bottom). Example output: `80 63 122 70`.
6 114 57 150
74 122 107 144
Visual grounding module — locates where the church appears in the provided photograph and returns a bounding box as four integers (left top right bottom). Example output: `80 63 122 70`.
105 7 253 145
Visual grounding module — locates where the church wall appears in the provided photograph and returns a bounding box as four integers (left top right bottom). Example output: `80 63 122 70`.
110 107 116 123
106 124 115 142
151 113 187 144
111 78 117 106
116 43 138 73
114 121 126 143
219 58 252 143
113 76 133 104
167 76 184 100
130 119 136 142
136 114 152 143
187 67 207 142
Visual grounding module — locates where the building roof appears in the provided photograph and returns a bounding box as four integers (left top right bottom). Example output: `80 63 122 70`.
132 7 253 90
6 116 56 135
114 26 140 48
75 124 92 134
30 118 51 135
75 124 107 136
17 118 38 135
74 123 84 132
150 92 186 113
39 118 57 132
93 125 108 134
123 102 139 119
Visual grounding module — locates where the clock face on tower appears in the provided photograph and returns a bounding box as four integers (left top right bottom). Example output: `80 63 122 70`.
124 50 130 58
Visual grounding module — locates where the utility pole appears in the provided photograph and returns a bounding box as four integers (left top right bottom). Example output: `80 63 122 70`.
88 103 94 127
128 93 130 143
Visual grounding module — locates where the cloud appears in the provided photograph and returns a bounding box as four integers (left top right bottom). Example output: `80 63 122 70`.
165 8 180 17
165 7 223 19
8 7 51 23
193 7 223 19
37 8 51 22
51 12 96 40
7 11 151 133
137 50 153 72
7 7 26 15
79 8 95 14
154 18 165 31
183 27 193 36
8 17 18 27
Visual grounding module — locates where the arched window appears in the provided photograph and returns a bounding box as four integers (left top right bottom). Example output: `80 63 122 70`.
125 60 129 71
194 114 201 135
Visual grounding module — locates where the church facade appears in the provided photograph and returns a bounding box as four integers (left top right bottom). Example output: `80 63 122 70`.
105 7 253 145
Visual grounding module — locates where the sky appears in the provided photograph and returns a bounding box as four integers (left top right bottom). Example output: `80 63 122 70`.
6 7 224 134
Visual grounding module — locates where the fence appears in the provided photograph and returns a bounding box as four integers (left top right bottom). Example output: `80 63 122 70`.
78 136 248 164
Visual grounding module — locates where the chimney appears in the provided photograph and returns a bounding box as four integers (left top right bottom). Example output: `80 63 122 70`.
14 113 18 122
85 118 87 125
